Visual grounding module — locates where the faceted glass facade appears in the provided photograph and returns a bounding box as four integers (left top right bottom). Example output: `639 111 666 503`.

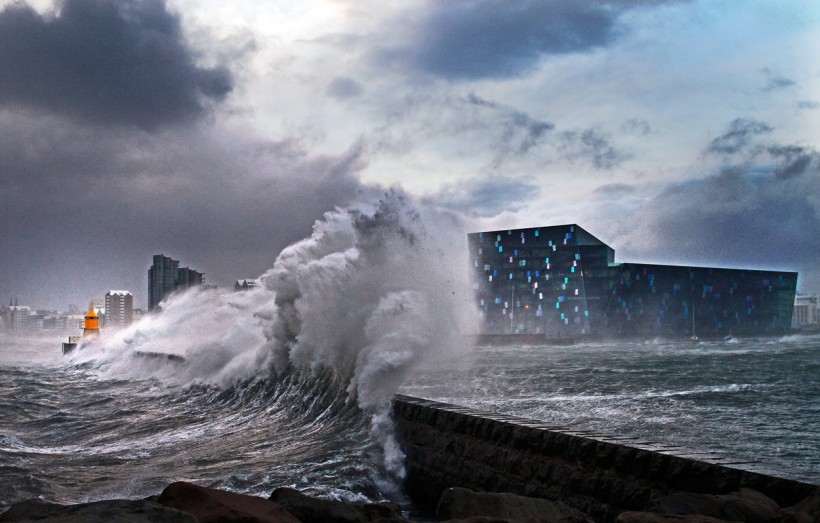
469 225 797 339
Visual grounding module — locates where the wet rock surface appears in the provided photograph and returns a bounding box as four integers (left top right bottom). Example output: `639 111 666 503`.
158 481 300 523
436 487 593 523
0 498 198 522
647 488 784 523
2 483 819 523
269 486 406 523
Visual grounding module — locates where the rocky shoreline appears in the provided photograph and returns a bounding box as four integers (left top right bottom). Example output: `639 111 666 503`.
1 480 817 523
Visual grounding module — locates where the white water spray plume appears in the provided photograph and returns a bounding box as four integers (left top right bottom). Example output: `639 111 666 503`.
70 191 478 485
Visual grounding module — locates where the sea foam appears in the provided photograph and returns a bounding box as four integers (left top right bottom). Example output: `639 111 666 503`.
78 191 477 486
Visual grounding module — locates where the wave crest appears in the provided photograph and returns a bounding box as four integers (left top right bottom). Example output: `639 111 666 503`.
83 191 476 487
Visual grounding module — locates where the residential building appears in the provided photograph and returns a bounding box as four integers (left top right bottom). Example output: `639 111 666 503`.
7 305 32 332
105 290 134 328
234 279 258 291
792 294 819 328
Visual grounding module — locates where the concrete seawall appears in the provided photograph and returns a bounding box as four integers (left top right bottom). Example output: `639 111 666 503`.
392 395 816 522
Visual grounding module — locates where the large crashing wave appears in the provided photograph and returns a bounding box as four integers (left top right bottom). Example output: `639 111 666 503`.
78 191 477 487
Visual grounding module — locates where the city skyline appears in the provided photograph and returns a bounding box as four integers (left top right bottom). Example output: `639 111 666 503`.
0 0 818 310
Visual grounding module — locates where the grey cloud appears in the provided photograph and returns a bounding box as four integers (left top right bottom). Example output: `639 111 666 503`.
327 76 364 100
466 94 554 165
621 119 652 136
705 118 773 156
559 128 625 169
0 0 232 130
763 76 796 92
603 140 820 293
797 100 819 110
766 145 818 180
465 95 626 169
371 93 557 167
593 183 636 196
0 113 371 309
646 166 818 279
377 0 684 81
371 92 625 172
423 177 541 217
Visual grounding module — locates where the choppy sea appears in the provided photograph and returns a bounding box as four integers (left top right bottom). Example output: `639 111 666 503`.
1 200 818 510
1 332 818 510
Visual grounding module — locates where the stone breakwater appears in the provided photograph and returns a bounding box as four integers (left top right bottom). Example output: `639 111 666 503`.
392 395 819 523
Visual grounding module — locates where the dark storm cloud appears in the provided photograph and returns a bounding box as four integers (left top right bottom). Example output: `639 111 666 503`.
644 162 819 274
767 145 818 180
0 112 371 309
606 135 820 292
0 0 232 129
377 0 682 81
423 177 540 217
705 118 773 156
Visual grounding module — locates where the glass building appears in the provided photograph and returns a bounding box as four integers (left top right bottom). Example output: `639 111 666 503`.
468 225 797 339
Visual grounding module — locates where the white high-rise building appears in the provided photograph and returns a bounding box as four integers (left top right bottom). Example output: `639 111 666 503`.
105 290 133 328
792 294 819 327
8 305 31 331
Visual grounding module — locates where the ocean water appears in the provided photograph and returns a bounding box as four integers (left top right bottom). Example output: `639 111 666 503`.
2 333 818 510
1 195 475 509
1 196 817 509
402 334 820 485
0 335 378 507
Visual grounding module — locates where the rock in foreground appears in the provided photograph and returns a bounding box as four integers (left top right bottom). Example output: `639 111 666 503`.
269 486 406 523
158 481 300 523
436 487 593 523
0 498 198 523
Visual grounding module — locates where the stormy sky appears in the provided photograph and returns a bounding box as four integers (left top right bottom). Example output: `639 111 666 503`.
1 0 818 310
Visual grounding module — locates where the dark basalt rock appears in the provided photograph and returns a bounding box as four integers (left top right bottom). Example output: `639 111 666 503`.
158 481 300 523
269 486 406 523
436 487 594 523
784 487 820 523
0 498 198 522
615 512 739 523
647 488 784 523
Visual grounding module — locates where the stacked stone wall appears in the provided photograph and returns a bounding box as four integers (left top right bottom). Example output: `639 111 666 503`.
392 395 815 523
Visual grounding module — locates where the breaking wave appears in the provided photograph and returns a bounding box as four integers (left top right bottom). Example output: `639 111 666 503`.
67 192 477 491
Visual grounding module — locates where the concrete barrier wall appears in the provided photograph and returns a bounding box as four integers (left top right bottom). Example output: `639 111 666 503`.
392 395 816 522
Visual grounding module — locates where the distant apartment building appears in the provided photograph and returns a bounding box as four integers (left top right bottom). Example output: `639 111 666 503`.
234 279 258 291
42 314 68 331
105 290 134 328
147 254 204 310
8 305 32 331
792 294 819 328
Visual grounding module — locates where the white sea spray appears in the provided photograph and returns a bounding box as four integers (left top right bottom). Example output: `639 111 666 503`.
258 192 477 484
82 190 478 486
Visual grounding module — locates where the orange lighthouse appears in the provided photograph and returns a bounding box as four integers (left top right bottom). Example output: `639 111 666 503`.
83 306 100 340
